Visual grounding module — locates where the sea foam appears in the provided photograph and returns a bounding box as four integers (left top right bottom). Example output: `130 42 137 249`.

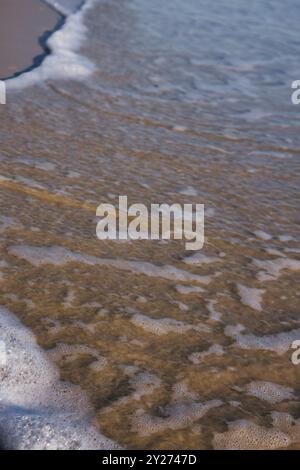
133 400 222 436
237 284 265 312
253 257 300 282
245 381 296 404
213 412 300 450
213 420 290 450
225 324 300 355
8 244 213 285
131 313 210 336
0 306 119 449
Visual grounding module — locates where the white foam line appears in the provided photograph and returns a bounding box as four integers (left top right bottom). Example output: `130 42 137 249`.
225 324 300 356
8 245 213 285
0 306 120 450
43 0 85 16
131 313 210 336
6 0 97 90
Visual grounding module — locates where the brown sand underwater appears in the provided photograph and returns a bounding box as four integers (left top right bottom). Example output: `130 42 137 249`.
0 0 300 450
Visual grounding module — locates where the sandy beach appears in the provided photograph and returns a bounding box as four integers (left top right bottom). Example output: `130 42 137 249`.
0 0 61 80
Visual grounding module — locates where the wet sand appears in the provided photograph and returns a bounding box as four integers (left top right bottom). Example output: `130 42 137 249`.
1 0 300 451
0 0 62 80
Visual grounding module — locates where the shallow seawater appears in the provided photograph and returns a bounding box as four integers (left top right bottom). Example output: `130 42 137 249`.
0 0 300 450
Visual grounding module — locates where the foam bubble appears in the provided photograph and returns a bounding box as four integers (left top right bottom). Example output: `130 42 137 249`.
237 284 265 311
178 186 198 196
48 343 107 370
172 300 189 312
184 253 220 266
171 382 199 403
16 176 47 190
284 248 300 254
18 157 56 171
133 400 222 436
271 412 300 443
278 235 294 242
129 373 162 400
265 248 285 257
213 420 290 450
67 170 81 178
207 299 222 321
214 413 300 450
62 289 77 308
245 381 296 404
175 285 205 295
253 257 300 282
253 230 272 241
189 344 224 364
0 306 119 449
225 323 300 355
131 314 210 336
